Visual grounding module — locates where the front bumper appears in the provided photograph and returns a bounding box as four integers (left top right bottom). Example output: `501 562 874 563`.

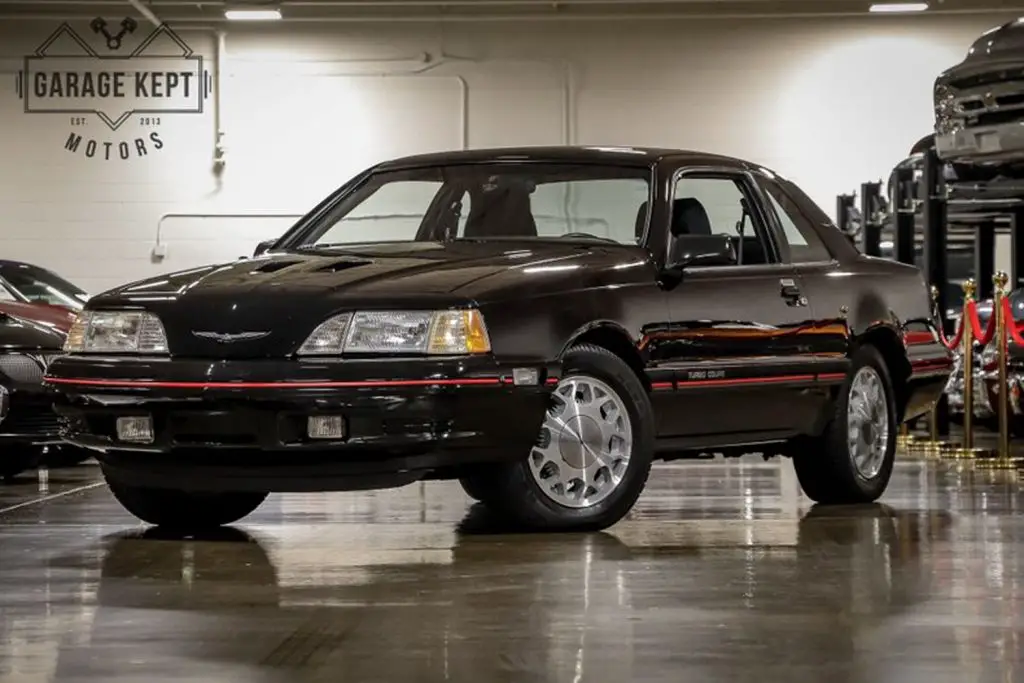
0 352 65 447
45 354 558 491
935 122 1024 164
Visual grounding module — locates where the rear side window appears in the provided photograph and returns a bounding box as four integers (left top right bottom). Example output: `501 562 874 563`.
758 178 832 263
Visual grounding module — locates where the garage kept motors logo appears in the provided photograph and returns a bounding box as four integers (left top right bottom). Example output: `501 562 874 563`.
15 18 211 161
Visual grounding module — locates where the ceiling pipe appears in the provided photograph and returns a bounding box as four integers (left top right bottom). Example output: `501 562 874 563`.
0 8 1013 20
2 7 1015 20
0 0 1017 6
0 0 938 4
126 0 162 26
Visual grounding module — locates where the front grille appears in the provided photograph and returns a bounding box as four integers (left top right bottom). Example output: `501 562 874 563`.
974 109 1024 127
0 354 45 384
947 79 1024 128
0 404 63 438
949 66 1024 91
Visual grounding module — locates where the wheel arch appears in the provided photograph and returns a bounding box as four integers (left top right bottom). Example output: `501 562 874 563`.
560 321 651 392
854 322 912 422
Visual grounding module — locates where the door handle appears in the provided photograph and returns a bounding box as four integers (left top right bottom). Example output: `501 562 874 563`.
779 278 808 307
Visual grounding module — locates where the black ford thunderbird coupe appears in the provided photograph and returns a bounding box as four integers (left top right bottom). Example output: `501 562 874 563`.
45 146 952 531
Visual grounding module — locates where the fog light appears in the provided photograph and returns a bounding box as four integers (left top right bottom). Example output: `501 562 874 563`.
308 415 345 440
116 416 154 444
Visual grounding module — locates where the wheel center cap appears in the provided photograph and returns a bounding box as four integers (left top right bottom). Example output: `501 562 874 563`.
558 415 602 469
861 422 875 444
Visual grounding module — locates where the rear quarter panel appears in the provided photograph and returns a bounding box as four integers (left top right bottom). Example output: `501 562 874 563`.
802 255 951 421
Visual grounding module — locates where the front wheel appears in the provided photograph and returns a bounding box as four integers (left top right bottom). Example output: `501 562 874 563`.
792 344 898 505
105 476 268 529
471 344 656 532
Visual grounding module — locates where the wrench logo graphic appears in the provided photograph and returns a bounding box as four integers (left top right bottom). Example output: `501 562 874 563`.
90 16 138 50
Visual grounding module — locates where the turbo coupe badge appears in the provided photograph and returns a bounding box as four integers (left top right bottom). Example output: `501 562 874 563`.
192 331 271 343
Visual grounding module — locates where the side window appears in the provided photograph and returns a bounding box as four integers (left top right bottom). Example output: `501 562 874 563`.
759 179 832 263
671 175 775 265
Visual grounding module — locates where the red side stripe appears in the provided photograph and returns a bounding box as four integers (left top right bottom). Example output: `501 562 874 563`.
816 373 847 381
44 377 503 389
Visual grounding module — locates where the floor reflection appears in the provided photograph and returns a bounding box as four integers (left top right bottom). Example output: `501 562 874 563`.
0 460 1022 682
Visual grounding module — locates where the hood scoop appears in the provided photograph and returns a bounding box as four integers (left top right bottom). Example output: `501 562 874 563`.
253 260 302 274
316 257 374 273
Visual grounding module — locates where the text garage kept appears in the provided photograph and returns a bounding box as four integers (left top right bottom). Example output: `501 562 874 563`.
32 70 197 99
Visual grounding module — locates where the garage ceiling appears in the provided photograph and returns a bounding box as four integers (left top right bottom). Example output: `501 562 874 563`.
0 0 1021 22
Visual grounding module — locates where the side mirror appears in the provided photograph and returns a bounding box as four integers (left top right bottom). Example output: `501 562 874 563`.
253 239 276 257
667 234 737 270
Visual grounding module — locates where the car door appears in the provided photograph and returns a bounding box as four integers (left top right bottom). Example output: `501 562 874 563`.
752 171 852 382
654 167 830 440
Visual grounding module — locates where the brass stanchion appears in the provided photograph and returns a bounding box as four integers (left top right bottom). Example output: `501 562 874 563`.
896 421 915 452
946 280 983 459
976 271 1022 469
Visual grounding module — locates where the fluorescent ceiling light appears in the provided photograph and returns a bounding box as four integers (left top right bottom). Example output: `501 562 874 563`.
224 8 282 20
869 3 928 12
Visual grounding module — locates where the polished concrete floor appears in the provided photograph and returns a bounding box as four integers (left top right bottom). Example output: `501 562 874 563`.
1 455 1023 682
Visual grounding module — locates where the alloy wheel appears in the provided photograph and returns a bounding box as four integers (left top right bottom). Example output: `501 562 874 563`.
847 366 890 480
528 374 633 509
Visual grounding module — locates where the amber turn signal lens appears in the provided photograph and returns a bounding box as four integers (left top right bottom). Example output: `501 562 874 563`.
462 309 491 354
427 309 491 355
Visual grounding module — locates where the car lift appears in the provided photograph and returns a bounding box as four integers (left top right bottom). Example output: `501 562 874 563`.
844 148 1024 449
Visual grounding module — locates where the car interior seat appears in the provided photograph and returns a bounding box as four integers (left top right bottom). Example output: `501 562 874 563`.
668 197 714 263
462 183 538 238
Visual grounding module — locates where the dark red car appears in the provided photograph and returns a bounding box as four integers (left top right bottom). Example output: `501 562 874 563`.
0 264 88 478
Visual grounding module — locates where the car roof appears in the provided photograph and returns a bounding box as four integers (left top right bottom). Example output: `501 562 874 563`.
373 145 752 170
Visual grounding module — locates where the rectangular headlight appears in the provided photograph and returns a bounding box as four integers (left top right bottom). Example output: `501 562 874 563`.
64 310 169 354
296 309 490 356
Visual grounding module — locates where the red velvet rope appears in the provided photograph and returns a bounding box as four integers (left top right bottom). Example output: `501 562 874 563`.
938 312 964 351
969 300 998 347
1002 296 1024 348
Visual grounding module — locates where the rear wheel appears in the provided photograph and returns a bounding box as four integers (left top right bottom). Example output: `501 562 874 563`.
105 475 268 529
468 344 655 531
792 345 898 504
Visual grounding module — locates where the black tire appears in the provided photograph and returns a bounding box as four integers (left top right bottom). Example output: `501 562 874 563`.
792 344 898 505
457 471 497 503
472 343 656 532
105 476 268 529
0 447 43 481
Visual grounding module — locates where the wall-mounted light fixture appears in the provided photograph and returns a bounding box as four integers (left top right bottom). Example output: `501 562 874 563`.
224 6 282 20
868 2 928 12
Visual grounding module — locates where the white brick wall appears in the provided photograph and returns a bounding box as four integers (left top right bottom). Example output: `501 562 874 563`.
0 14 1009 295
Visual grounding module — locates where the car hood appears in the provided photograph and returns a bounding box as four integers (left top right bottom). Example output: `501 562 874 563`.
91 240 641 358
963 20 1024 63
0 300 75 333
0 303 69 351
938 20 1024 84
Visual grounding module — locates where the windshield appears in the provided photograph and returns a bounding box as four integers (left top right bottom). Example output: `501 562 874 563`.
0 263 88 310
293 163 652 248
